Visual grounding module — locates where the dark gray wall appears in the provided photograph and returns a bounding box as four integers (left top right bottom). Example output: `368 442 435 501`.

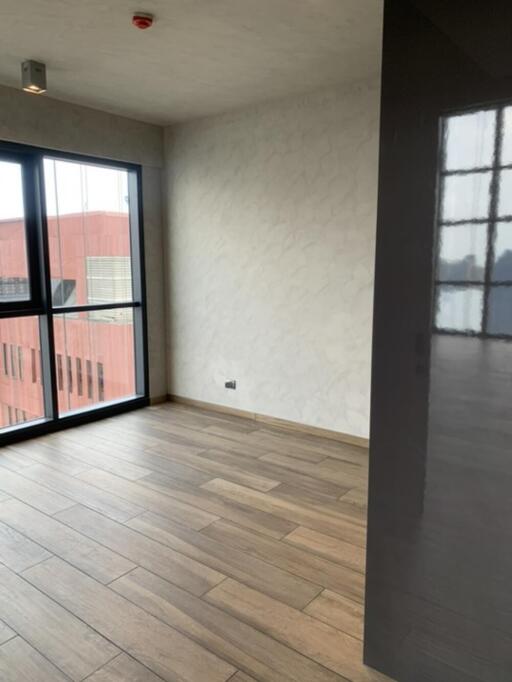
365 2 512 680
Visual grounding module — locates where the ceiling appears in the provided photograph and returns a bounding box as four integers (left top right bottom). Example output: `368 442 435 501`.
0 0 383 126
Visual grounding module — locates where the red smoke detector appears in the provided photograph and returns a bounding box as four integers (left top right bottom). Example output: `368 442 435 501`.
132 12 154 29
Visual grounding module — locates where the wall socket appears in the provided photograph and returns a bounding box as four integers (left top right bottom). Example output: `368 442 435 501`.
225 380 237 390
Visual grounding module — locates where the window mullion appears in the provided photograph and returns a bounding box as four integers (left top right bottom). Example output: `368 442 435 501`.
482 107 504 335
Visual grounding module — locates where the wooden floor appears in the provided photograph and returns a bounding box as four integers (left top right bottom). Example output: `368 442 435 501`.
0 402 392 682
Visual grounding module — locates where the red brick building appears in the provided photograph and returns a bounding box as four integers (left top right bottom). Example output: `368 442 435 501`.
0 211 135 428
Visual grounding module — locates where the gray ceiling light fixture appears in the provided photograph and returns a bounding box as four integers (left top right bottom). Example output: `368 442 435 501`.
21 60 47 94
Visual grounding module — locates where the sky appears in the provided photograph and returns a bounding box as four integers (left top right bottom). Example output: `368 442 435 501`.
0 158 129 221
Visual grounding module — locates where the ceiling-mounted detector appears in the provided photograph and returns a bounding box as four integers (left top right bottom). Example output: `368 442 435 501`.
132 12 154 29
21 60 47 94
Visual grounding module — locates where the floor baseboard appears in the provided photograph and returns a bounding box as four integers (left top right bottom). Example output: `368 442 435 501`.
149 395 169 406
167 394 369 449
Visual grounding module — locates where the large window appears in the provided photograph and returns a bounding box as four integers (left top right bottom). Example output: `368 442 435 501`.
434 105 512 337
0 144 147 437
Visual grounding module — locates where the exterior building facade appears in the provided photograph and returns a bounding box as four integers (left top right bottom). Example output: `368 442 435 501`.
0 211 135 429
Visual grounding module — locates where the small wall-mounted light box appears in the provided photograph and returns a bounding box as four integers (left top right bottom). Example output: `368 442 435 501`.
21 60 47 94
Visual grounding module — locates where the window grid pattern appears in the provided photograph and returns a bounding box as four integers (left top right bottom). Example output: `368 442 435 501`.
435 104 512 338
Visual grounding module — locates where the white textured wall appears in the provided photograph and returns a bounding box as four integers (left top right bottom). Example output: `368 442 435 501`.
0 85 167 399
165 79 380 437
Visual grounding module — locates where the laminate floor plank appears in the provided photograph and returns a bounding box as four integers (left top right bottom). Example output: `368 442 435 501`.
55 504 225 596
0 564 119 681
205 579 389 682
151 403 258 434
0 518 52 572
197 448 349 499
0 499 135 583
43 435 154 481
88 438 210 484
272 482 365 522
284 526 366 573
0 621 16 646
0 403 386 682
338 488 368 510
86 426 206 461
145 446 280 492
230 672 259 682
111 566 344 682
272 483 360 512
0 448 36 472
203 519 365 603
0 467 74 515
248 427 368 465
305 589 365 640
127 510 321 609
24 557 236 682
139 473 296 539
80 422 165 450
202 479 366 546
236 430 329 463
8 441 92 476
133 406 253 437
260 452 367 489
85 653 166 681
142 422 270 458
17 464 144 522
0 637 71 682
78 468 219 530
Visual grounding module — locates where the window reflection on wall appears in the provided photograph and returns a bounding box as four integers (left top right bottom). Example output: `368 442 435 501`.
434 105 512 338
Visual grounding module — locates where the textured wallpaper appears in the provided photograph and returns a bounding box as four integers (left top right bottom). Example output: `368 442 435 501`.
165 79 380 437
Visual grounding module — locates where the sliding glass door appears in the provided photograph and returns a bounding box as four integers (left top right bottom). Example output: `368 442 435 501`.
0 143 147 439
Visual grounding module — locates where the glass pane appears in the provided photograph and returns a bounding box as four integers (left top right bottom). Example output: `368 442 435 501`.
444 110 496 171
441 173 491 222
435 285 483 332
497 169 512 217
492 222 512 281
501 106 512 165
53 308 136 415
44 158 133 307
0 316 44 430
487 286 512 336
0 161 30 302
437 223 487 281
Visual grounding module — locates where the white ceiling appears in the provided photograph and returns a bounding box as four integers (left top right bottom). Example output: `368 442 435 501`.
0 0 383 126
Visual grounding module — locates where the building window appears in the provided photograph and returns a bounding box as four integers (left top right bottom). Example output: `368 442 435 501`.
56 354 63 391
2 343 7 376
0 277 30 302
10 345 16 379
97 362 104 401
86 360 93 399
17 347 23 381
76 358 83 397
0 148 146 434
86 257 132 306
51 278 76 307
435 105 512 337
31 348 37 383
66 356 73 394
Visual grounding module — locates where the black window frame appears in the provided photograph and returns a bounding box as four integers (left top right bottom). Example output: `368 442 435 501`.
0 149 43 314
0 141 149 444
